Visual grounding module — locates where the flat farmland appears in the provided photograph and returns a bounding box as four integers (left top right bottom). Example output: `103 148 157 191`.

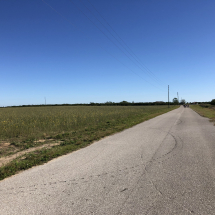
0 105 177 180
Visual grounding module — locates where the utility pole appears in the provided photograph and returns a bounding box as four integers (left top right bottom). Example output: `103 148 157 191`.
168 85 169 108
177 92 179 104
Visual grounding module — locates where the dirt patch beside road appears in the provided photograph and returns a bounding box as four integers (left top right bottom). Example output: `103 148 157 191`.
0 142 61 167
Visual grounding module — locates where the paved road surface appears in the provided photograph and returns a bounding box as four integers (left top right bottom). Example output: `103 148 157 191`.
1 106 215 214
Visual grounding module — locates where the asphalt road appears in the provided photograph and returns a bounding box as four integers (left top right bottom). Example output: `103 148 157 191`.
1 106 215 215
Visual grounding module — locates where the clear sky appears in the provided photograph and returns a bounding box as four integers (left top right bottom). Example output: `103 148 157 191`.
1 0 215 106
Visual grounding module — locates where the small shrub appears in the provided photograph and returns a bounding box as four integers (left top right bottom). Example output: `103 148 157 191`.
10 142 20 147
200 104 210 108
60 140 75 146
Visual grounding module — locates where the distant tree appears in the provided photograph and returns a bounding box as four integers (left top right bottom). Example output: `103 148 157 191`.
180 99 186 104
211 99 215 105
119 101 129 106
105 101 113 105
172 98 179 104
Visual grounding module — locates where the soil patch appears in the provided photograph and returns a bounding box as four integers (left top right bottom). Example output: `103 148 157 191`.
0 142 61 167
0 142 11 149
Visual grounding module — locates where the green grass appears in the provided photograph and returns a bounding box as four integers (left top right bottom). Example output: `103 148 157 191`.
0 105 178 180
191 105 215 124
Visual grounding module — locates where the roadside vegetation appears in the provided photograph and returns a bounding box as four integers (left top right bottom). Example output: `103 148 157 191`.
191 104 215 125
0 105 178 180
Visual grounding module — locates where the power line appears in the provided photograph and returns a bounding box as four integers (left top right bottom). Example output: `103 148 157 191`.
42 0 77 28
85 0 165 86
42 0 165 91
71 0 165 88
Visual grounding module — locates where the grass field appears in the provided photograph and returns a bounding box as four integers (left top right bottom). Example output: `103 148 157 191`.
191 104 215 124
0 105 178 180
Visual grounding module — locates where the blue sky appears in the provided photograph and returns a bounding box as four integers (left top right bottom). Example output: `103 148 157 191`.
1 0 215 106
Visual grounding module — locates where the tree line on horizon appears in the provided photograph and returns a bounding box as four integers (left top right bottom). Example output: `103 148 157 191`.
4 101 173 108
2 99 214 108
